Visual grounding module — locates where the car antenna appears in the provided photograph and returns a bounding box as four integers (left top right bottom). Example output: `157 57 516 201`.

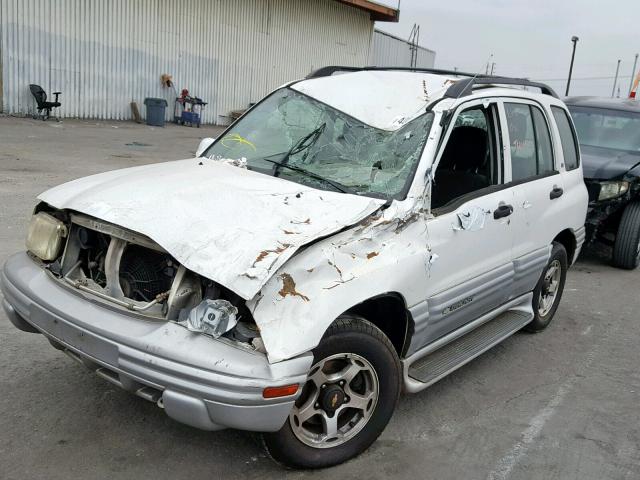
454 54 493 102
439 55 491 128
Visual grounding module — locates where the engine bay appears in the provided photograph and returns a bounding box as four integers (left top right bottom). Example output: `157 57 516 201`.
38 208 262 349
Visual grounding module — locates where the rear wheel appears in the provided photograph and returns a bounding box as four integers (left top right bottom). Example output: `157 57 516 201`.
262 315 401 469
525 242 568 332
612 202 640 270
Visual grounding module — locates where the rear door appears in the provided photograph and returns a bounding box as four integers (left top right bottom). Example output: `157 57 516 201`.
503 99 567 296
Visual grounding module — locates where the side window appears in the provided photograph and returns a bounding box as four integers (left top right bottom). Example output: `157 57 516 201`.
552 106 580 170
505 103 556 181
531 107 555 175
431 104 502 210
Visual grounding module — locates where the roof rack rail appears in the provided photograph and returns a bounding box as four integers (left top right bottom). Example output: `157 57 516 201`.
306 65 479 79
443 75 559 98
305 66 559 98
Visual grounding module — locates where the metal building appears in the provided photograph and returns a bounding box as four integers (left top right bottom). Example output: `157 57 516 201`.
370 29 436 69
0 0 398 124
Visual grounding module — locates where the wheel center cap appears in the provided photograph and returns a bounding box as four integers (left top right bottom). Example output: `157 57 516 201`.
321 385 345 412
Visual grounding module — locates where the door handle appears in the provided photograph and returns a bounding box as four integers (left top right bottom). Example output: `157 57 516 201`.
549 187 564 200
493 204 514 219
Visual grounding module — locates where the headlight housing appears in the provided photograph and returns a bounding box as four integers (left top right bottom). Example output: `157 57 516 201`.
597 181 629 201
25 212 68 261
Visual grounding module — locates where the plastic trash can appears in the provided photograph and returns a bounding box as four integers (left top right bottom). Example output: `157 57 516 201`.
144 98 168 127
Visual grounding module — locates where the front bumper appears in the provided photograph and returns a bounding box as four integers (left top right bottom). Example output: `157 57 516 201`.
1 252 312 432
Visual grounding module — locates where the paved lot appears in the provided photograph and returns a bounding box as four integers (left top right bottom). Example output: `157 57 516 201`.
1 116 638 480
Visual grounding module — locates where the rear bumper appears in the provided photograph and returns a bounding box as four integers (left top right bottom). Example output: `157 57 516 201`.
1 252 312 432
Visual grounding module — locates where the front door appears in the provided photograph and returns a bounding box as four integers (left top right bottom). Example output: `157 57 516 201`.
410 99 518 350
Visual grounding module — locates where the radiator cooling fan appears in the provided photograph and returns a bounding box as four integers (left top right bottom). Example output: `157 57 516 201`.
118 246 175 302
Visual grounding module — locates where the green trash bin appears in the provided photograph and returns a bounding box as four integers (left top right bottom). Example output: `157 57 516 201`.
144 98 168 127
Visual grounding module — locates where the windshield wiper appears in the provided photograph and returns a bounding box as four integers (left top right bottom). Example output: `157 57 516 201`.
281 122 327 166
260 157 350 194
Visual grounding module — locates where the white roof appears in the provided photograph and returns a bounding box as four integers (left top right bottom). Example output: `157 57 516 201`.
291 70 461 131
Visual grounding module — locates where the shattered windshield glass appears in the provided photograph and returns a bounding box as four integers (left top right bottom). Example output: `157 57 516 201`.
203 88 434 200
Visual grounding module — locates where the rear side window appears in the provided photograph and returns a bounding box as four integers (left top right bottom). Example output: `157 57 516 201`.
531 107 554 175
505 103 556 181
552 106 580 170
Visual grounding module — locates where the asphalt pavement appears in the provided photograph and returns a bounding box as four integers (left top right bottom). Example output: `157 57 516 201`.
0 116 638 480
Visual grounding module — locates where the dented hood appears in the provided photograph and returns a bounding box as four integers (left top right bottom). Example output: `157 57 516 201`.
581 145 640 180
39 159 385 299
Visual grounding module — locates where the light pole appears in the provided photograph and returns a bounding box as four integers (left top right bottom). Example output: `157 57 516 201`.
612 59 621 97
565 36 579 96
629 54 639 96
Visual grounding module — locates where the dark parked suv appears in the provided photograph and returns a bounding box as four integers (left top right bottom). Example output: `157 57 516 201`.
566 97 640 269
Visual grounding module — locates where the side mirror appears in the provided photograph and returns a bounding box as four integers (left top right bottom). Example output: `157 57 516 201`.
196 137 216 157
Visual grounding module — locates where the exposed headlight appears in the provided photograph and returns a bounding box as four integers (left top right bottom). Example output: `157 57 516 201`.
180 299 238 338
25 212 68 261
598 181 629 201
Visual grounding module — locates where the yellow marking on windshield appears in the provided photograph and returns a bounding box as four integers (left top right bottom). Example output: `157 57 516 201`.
221 133 256 151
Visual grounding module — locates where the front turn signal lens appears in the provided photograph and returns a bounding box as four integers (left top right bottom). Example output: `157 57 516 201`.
263 384 299 399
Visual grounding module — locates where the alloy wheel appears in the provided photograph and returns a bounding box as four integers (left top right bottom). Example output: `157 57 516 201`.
289 353 379 448
538 259 562 317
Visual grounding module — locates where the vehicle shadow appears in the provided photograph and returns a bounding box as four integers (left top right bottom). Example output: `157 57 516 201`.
574 240 612 269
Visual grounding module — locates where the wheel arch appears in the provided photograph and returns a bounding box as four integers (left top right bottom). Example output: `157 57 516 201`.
343 292 414 358
553 228 577 263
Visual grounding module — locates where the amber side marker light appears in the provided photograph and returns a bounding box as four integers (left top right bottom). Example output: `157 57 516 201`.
263 384 299 399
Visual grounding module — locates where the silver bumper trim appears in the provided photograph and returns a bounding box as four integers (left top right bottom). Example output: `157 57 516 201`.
1 252 312 432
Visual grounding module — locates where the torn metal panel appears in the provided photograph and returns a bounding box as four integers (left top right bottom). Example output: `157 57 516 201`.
39 159 385 300
249 193 435 362
454 206 491 231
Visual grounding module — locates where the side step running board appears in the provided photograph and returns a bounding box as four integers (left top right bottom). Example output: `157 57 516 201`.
404 307 533 393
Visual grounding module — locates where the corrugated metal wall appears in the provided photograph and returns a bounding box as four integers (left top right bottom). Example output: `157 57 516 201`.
0 0 373 123
370 29 435 69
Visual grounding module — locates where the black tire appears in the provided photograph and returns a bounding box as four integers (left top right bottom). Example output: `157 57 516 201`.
612 202 640 270
262 315 401 469
524 242 568 333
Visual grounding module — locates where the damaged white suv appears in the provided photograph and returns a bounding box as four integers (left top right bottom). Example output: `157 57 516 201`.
1 67 588 468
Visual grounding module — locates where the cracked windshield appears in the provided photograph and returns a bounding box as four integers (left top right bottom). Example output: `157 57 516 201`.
203 88 434 199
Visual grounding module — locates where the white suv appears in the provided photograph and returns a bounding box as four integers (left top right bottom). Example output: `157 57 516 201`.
1 67 588 468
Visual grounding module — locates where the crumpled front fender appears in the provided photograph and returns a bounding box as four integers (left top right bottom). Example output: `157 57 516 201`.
248 201 436 363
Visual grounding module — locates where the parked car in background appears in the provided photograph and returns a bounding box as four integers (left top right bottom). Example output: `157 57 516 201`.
2 68 587 468
566 97 640 269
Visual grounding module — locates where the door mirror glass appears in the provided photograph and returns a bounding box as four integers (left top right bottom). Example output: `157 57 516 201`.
196 137 216 157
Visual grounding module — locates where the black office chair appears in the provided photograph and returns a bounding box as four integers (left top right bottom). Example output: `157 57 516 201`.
29 84 62 121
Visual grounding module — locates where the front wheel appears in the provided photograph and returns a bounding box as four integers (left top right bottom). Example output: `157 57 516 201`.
525 242 568 332
262 315 401 469
612 202 640 270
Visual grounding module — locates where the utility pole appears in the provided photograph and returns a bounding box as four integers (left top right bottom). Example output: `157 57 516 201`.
629 54 639 96
611 59 621 98
408 23 420 68
485 54 494 75
565 36 579 96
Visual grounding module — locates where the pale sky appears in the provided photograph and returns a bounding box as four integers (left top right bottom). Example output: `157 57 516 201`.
375 0 639 97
